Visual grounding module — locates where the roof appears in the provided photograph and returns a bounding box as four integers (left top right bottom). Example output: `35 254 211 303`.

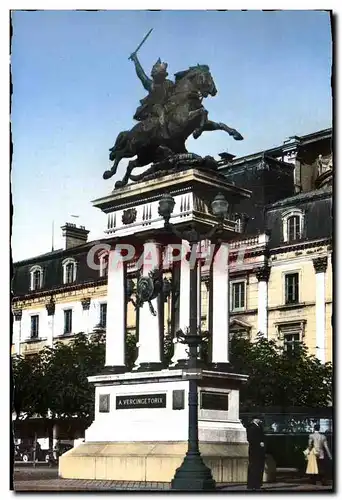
266 186 332 209
218 127 332 169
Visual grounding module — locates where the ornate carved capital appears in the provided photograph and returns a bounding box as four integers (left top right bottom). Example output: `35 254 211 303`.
13 309 22 321
313 256 328 274
255 266 271 282
46 299 55 316
81 297 91 311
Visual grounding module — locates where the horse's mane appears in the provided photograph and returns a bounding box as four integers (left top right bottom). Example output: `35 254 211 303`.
174 64 210 83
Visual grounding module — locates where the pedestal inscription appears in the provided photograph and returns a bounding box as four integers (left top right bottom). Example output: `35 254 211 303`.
116 393 167 409
200 391 228 411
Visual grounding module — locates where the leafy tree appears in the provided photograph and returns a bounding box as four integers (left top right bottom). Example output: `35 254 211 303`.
125 332 137 369
12 353 47 422
163 332 174 366
230 333 333 410
42 332 105 425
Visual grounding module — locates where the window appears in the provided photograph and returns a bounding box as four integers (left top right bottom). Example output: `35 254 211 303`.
284 332 300 352
230 281 246 312
229 319 251 340
99 303 107 328
30 315 39 338
277 321 304 352
282 209 304 243
287 215 301 242
64 309 72 334
33 270 41 289
29 266 43 291
62 258 77 284
285 273 299 304
65 263 74 284
229 329 250 341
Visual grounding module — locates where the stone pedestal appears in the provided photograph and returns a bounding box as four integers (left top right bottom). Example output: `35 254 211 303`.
59 369 248 483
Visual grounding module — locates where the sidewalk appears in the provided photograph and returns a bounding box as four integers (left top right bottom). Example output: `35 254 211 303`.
13 468 333 492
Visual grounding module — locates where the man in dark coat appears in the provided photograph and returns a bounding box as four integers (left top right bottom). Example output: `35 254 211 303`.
246 417 266 490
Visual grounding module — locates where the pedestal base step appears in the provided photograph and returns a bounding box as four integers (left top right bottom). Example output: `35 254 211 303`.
59 441 248 483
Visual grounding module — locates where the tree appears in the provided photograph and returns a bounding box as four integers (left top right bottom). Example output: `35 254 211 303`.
42 332 105 426
230 334 333 410
12 353 46 422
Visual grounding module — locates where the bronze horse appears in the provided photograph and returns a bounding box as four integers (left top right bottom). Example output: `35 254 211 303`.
103 65 243 188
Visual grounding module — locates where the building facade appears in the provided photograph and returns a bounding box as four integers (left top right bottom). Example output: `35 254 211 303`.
12 128 333 364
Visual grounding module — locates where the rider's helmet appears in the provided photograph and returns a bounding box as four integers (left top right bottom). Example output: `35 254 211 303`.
151 58 168 80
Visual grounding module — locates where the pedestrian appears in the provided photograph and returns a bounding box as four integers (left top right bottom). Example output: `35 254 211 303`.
35 441 41 461
246 416 266 490
307 423 332 485
54 439 61 462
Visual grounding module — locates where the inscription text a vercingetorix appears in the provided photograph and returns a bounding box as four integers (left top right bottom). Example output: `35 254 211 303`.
116 393 167 409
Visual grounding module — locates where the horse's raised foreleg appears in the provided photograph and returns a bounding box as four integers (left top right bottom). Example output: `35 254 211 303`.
103 151 125 180
188 108 208 138
193 120 243 141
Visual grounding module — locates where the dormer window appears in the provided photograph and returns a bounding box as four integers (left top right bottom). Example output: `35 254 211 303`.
282 209 304 243
62 258 77 284
287 216 300 241
99 251 109 278
30 265 43 291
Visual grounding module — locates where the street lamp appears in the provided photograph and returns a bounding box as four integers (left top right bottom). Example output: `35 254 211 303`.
158 192 228 491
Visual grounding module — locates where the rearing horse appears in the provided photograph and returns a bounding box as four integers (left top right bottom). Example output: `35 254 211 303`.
103 65 243 187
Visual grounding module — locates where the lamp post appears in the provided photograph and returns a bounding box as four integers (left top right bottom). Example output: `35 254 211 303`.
158 192 228 491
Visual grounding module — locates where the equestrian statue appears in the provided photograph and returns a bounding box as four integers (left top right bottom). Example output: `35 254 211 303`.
103 29 243 188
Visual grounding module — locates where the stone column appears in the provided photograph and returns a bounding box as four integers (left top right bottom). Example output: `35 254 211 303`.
105 247 126 371
45 299 55 348
313 256 328 363
211 243 230 368
13 309 22 355
170 240 190 367
256 266 271 337
134 241 163 371
81 297 91 334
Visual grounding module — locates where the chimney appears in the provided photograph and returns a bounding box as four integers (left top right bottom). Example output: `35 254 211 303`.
61 223 89 249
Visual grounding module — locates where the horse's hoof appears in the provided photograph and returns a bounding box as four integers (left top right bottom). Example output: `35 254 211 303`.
115 180 124 188
233 132 244 141
193 129 202 139
103 170 113 180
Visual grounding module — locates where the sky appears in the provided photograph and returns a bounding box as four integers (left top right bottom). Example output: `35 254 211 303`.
11 10 332 262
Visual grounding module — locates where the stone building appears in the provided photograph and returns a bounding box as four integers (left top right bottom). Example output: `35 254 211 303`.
12 127 333 363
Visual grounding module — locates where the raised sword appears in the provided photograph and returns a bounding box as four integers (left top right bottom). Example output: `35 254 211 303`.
128 28 153 60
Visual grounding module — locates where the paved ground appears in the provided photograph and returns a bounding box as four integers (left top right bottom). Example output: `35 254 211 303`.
12 466 333 492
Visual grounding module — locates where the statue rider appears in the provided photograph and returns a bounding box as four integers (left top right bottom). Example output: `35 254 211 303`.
129 52 175 132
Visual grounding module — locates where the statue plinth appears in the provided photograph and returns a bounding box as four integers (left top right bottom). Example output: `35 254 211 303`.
59 369 249 483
